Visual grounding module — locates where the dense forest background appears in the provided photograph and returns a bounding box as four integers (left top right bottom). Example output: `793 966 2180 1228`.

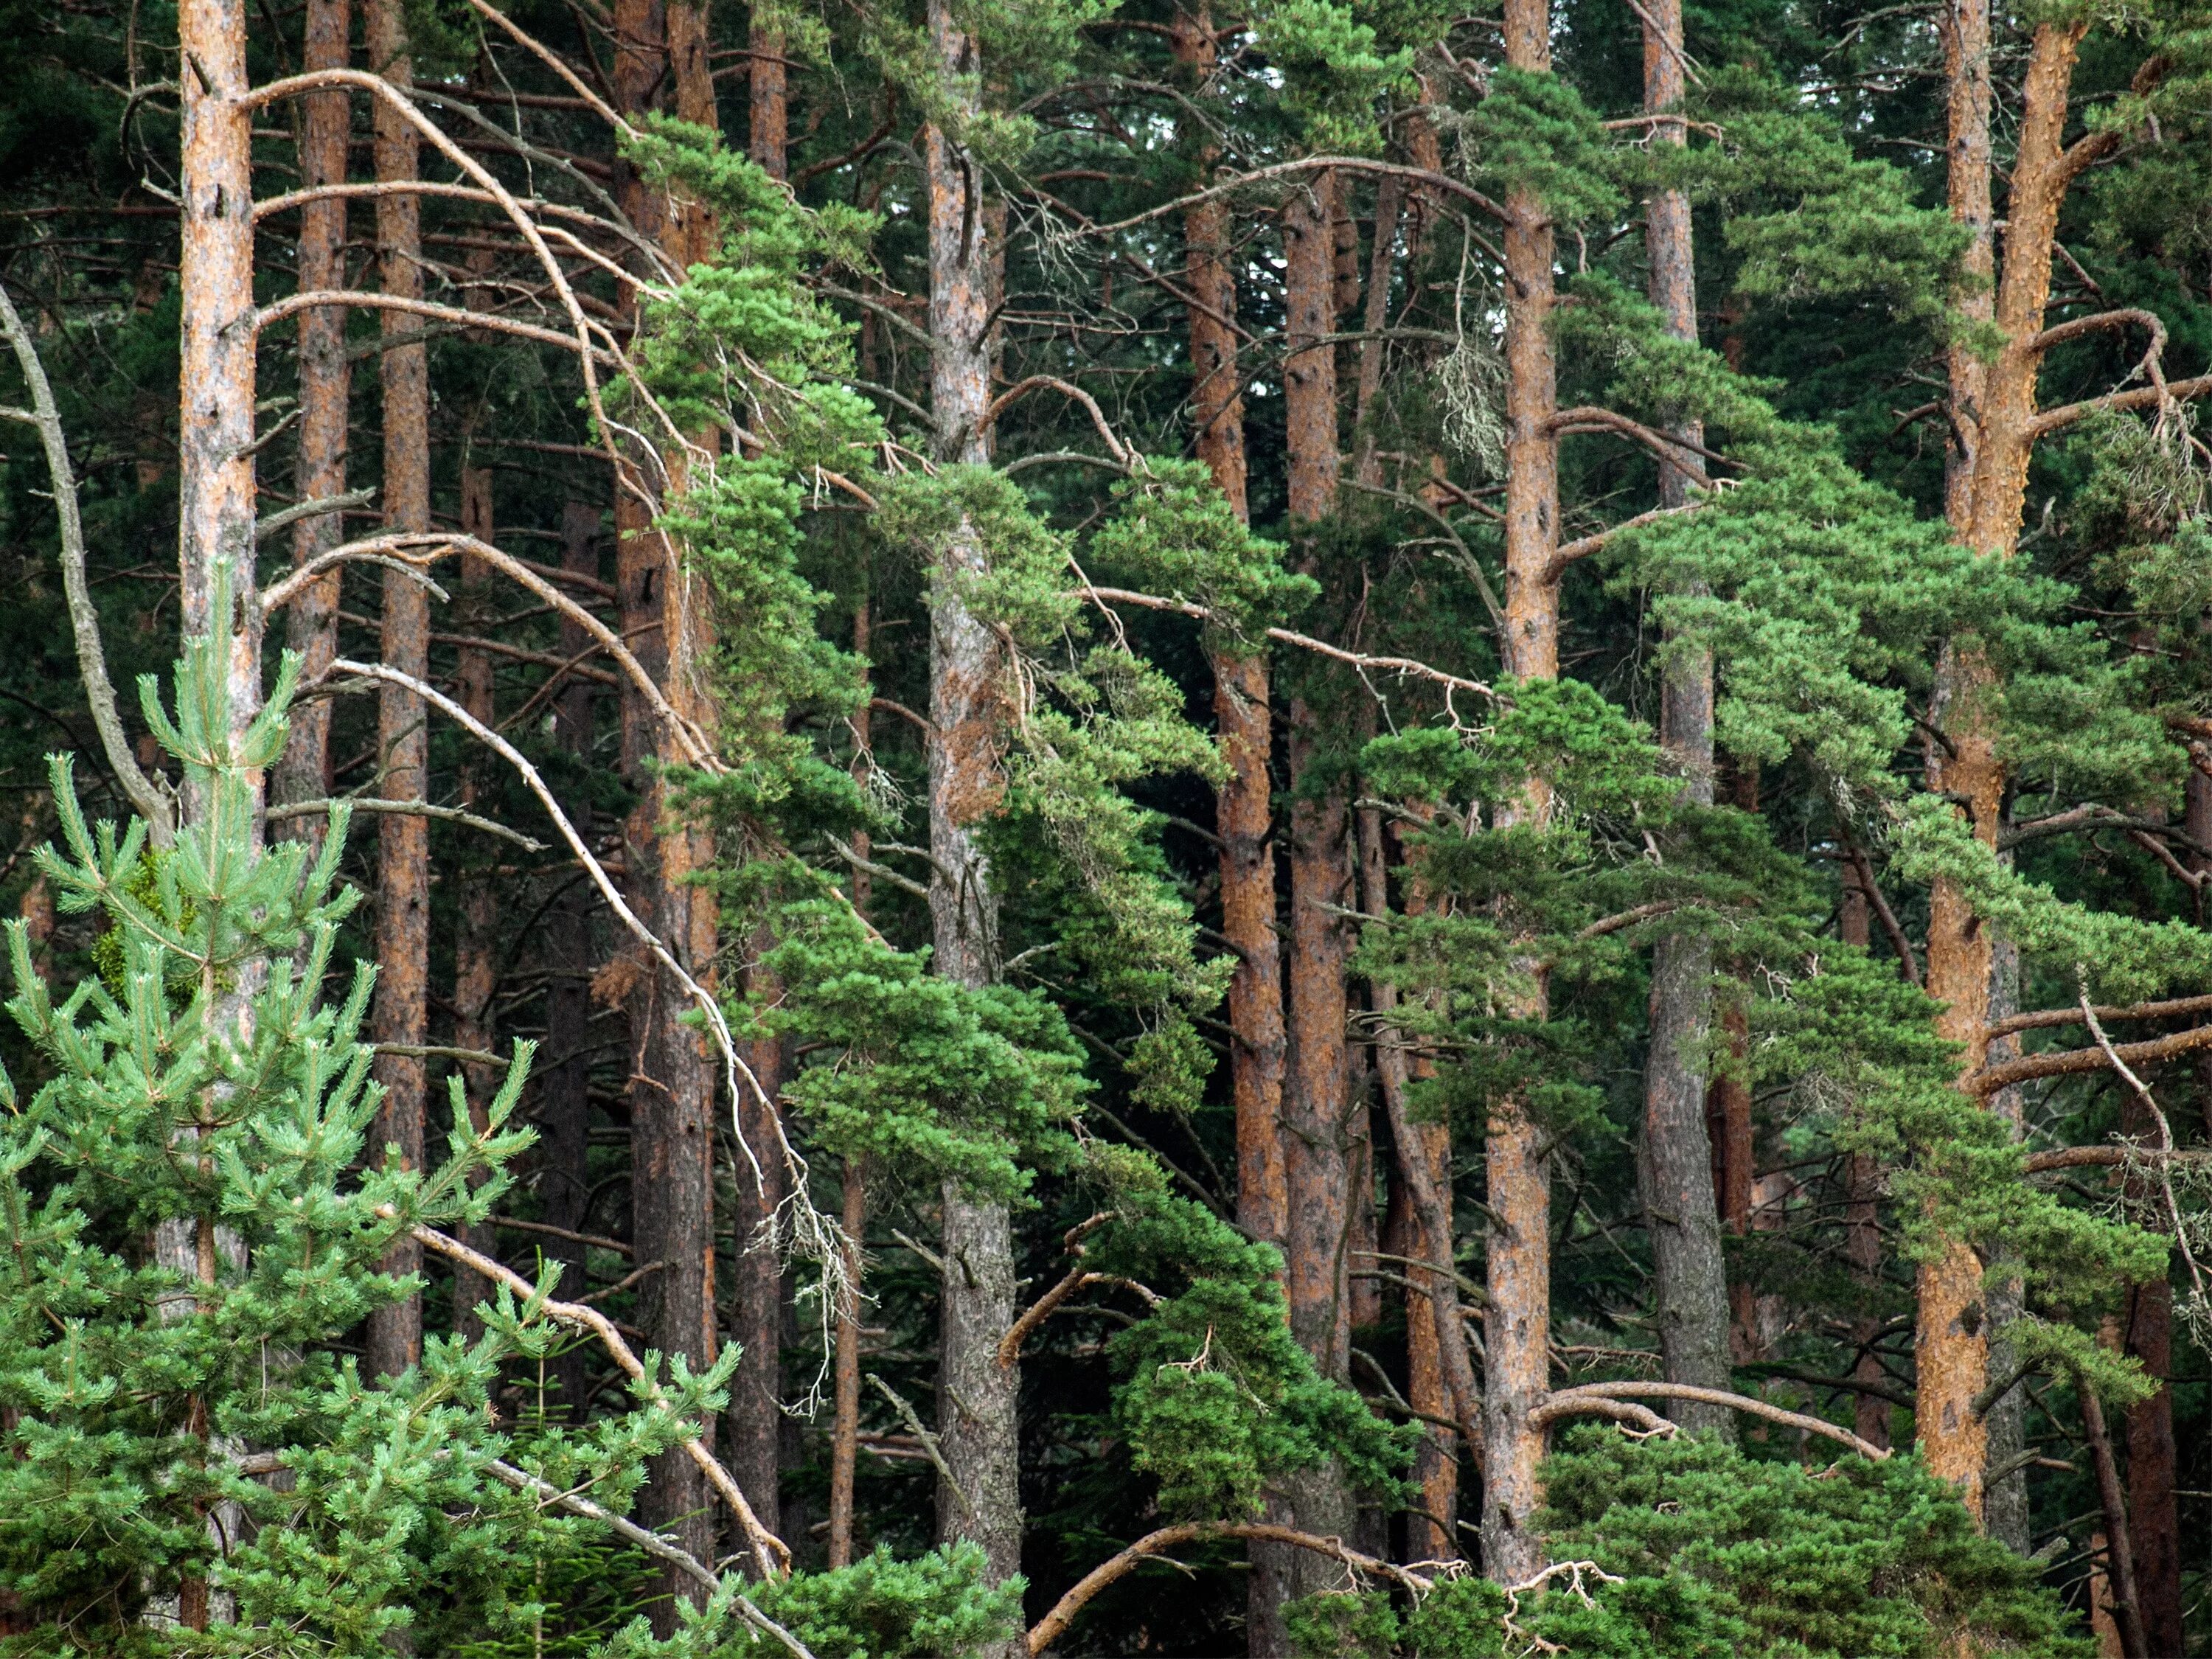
1 0 2209 1652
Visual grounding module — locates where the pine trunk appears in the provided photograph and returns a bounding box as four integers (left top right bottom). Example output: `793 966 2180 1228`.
452 460 498 1338
2119 1093 2183 1658
366 0 430 1385
273 0 350 841
1633 0 1732 1439
613 0 720 1611
924 0 1023 1634
1483 0 1560 1586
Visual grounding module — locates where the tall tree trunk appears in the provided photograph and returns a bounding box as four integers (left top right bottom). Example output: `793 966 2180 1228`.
923 2 1022 1638
538 497 602 1422
730 967 786 1541
1260 160 1363 1647
2119 1093 2184 1657
274 0 351 844
1632 0 1732 1440
168 0 260 1627
366 0 430 1387
1173 4 1287 1273
1920 15 2092 1522
452 456 499 1338
612 0 721 1613
1482 0 1560 1586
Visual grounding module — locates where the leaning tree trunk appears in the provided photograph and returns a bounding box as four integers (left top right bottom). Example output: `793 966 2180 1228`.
273 0 351 846
365 0 430 1388
1483 0 1562 1586
1632 0 1733 1440
923 2 1023 1641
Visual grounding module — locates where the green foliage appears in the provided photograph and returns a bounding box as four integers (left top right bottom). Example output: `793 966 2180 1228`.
1088 459 1314 647
1088 1178 1413 1517
745 897 1087 1200
1462 69 1624 223
1289 1433 2096 1658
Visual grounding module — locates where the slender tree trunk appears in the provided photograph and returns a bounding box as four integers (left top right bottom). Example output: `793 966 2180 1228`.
2080 1362 2148 1659
538 497 602 1422
922 3 1022 1635
1360 807 1467 1559
167 1 260 1627
2119 1093 2183 1657
452 456 499 1339
1632 0 1731 1440
274 0 351 844
1481 0 1562 1586
1172 5 1287 1274
611 0 720 1613
366 0 430 1387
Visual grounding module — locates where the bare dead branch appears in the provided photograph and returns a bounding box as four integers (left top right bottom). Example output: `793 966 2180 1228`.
1533 1381 1891 1460
1972 1020 2212 1093
0 279 173 844
262 795 546 852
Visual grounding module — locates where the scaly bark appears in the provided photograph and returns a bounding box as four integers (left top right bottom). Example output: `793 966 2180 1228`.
1920 16 2101 1521
613 0 721 1610
748 16 787 180
827 1153 868 1567
273 0 351 846
168 1 260 1624
1483 0 1561 1585
1172 4 1287 1267
1632 0 1732 1439
923 0 1023 1634
366 0 430 1386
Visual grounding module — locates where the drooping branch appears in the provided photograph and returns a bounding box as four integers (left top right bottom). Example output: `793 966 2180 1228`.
0 279 173 844
396 1217 787 1577
1532 1381 1892 1460
2031 372 2212 439
1836 830 1922 986
1548 406 1736 470
1027 1523 1433 1654
256 291 618 363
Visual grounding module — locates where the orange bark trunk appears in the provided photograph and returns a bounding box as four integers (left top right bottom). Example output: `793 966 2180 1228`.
1482 0 1561 1587
273 0 351 841
366 0 430 1385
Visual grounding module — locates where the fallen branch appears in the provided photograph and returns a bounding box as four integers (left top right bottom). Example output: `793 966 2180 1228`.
0 279 173 844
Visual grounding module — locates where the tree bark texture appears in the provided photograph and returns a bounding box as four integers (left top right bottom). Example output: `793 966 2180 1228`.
1483 0 1559 1586
827 1156 868 1568
366 0 430 1385
1633 0 1732 1441
1919 13 2091 1523
452 460 499 1340
273 0 352 842
923 1 1023 1635
613 0 720 1609
730 953 787 1543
